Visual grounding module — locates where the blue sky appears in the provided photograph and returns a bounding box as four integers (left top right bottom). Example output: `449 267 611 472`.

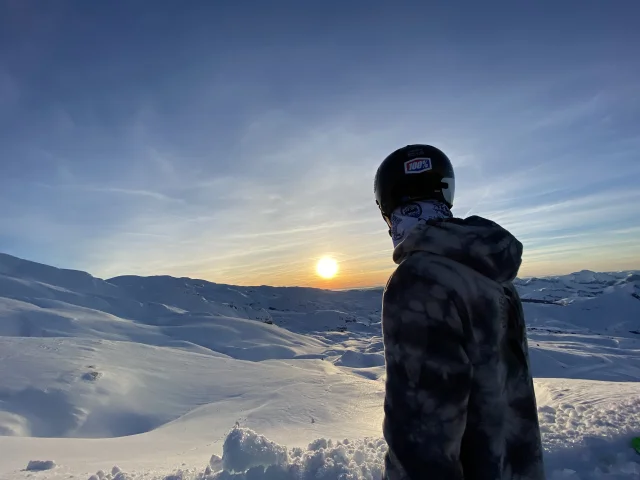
1 1 639 287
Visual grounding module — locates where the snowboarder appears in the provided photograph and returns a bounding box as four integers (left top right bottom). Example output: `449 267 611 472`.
374 145 545 479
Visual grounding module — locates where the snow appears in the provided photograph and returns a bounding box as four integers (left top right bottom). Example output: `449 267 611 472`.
220 428 288 473
0 252 639 479
25 460 56 471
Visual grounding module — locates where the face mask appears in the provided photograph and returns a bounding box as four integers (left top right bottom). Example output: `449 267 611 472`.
388 200 452 247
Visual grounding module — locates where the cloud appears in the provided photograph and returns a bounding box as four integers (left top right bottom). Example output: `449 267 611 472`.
82 186 185 203
34 183 186 203
1 3 639 286
6 92 640 286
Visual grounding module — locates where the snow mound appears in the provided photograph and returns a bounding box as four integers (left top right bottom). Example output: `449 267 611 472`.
87 467 128 480
154 423 640 480
334 350 385 368
83 430 386 480
25 460 56 471
210 428 385 480
221 428 288 473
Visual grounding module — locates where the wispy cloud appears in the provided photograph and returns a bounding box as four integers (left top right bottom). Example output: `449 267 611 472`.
34 183 186 203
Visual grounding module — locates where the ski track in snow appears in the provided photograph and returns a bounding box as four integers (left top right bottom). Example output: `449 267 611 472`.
0 253 639 479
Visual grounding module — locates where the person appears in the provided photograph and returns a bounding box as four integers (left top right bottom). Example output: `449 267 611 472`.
373 144 545 480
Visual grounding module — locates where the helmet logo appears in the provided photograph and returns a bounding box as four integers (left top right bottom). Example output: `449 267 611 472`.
404 157 432 174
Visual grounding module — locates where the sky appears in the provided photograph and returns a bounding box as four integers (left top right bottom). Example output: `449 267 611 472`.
1 1 639 289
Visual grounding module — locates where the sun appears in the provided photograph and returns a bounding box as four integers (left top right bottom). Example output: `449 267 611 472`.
316 257 339 279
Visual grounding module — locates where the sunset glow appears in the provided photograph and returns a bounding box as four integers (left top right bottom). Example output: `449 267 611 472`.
316 257 339 279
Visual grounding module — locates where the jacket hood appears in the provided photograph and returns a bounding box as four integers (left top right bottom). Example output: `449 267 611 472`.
392 215 523 284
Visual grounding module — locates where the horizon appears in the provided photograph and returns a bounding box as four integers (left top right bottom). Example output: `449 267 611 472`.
2 250 638 291
1 1 639 289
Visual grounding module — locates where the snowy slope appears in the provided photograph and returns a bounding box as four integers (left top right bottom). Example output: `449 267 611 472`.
515 270 640 302
0 252 639 479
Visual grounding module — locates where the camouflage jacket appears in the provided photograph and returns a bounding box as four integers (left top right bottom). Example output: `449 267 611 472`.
382 216 545 480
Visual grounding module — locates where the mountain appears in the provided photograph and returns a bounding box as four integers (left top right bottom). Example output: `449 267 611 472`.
0 252 639 479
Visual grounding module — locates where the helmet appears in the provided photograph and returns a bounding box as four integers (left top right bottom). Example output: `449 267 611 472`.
374 144 455 220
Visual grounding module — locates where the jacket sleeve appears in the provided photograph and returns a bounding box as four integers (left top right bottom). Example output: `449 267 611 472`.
382 266 472 480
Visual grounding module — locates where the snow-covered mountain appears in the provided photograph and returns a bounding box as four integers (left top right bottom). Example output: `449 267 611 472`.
0 252 639 479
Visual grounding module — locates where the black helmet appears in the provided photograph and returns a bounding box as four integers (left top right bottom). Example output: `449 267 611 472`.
374 144 455 220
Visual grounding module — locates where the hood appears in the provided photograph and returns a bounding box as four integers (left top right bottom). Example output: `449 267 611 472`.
392 215 523 284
